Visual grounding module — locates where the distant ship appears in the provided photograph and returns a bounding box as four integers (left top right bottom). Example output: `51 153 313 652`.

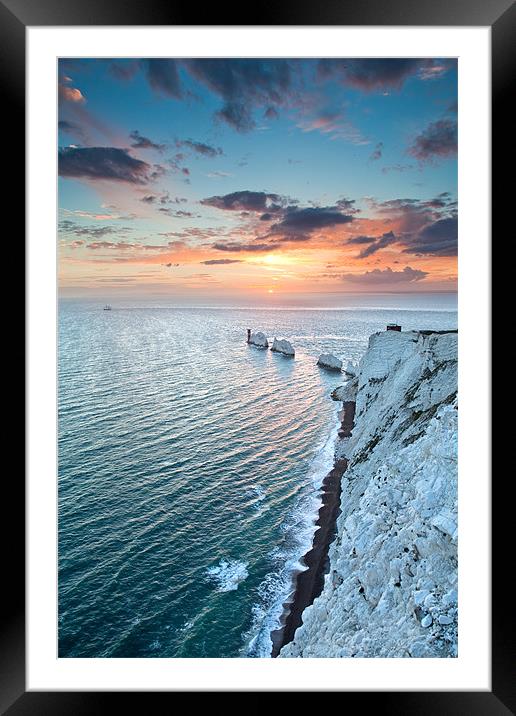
103 305 112 311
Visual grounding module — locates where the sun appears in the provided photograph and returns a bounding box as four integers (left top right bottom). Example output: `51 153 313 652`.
267 288 274 294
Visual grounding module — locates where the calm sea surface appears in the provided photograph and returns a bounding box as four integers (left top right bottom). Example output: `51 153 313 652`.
58 296 457 657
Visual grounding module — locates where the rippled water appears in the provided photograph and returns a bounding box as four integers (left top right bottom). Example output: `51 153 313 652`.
58 297 457 657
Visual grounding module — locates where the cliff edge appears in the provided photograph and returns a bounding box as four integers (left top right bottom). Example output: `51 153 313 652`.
280 330 458 658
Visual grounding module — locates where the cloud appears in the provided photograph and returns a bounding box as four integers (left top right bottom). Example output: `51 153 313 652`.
381 163 413 174
129 130 165 152
201 190 285 213
58 146 152 183
59 220 133 238
61 208 137 221
357 231 397 258
158 208 198 218
298 110 368 144
177 139 223 158
402 217 457 256
212 242 272 252
264 106 279 120
142 191 189 208
215 102 255 133
201 258 243 265
336 197 360 214
267 206 354 242
364 195 457 256
58 81 85 104
183 59 297 132
342 266 429 285
367 194 455 234
347 234 376 245
58 120 86 142
369 142 383 161
408 119 457 162
318 59 423 91
109 60 140 81
140 59 183 99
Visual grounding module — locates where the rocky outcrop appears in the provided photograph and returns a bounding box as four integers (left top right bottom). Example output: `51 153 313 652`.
344 360 358 377
280 330 458 659
330 378 358 403
271 338 295 357
317 354 343 371
248 332 269 348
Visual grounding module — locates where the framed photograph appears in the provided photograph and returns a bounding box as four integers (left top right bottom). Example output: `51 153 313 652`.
5 0 512 709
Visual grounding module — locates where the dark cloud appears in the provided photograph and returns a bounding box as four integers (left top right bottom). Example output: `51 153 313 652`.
264 106 279 120
140 59 183 99
183 59 297 132
201 258 243 265
408 119 457 161
129 130 165 152
365 194 457 256
201 190 285 213
357 231 397 258
267 206 354 242
424 192 453 209
318 59 423 91
215 102 255 133
347 235 377 245
368 195 454 234
336 197 360 214
369 142 383 161
177 139 223 158
342 266 429 285
403 217 457 256
58 146 151 184
212 242 272 252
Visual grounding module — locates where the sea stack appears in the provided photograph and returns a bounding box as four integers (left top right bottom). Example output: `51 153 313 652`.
271 338 295 357
248 331 269 348
317 354 343 372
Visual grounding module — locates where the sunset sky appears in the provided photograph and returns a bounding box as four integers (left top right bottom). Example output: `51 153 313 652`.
58 58 458 305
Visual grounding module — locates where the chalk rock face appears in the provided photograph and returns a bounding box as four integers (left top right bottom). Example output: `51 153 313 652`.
344 360 358 377
317 353 343 371
280 330 458 659
271 338 295 356
248 332 269 348
331 378 358 403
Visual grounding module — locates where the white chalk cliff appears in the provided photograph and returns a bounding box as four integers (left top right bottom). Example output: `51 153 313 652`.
281 330 458 658
271 338 295 356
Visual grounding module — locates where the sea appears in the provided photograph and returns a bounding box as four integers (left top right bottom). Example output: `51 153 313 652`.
58 294 458 658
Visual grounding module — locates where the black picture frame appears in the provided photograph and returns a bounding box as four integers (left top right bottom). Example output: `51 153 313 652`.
4 0 513 710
